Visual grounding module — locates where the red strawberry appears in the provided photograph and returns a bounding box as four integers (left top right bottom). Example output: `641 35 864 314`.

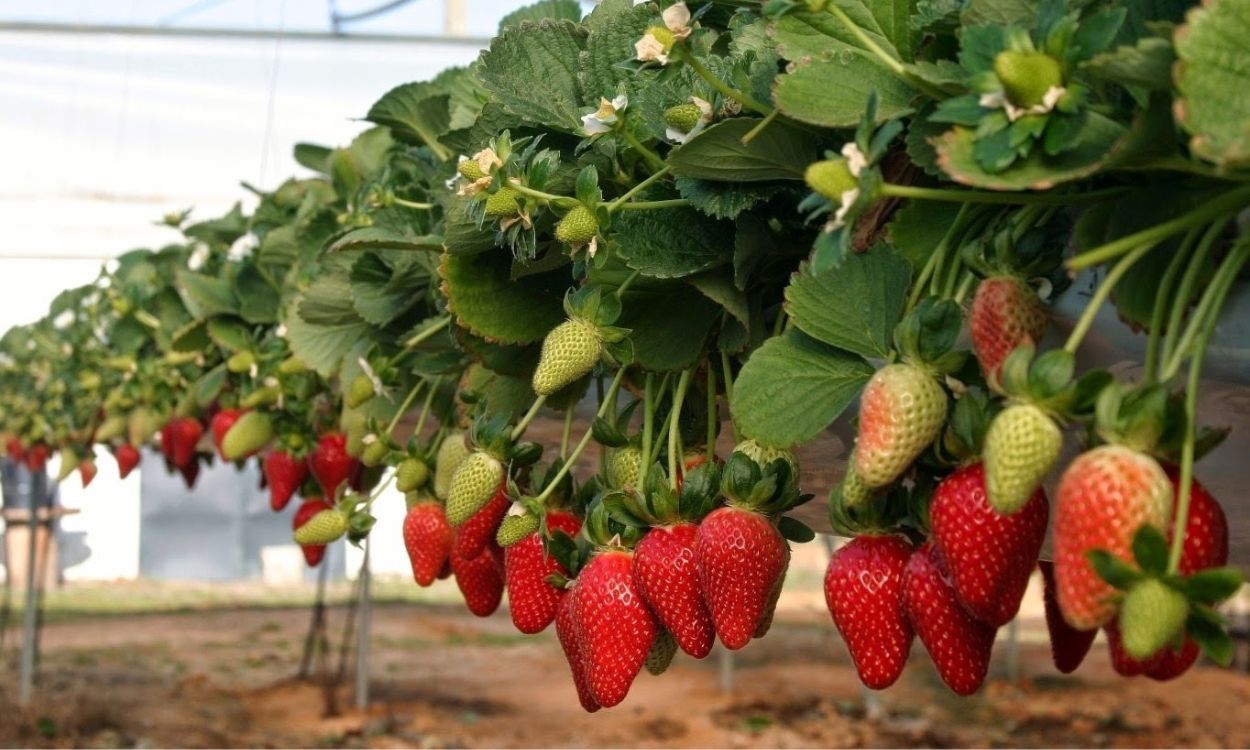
209 409 242 460
1103 469 1229 680
455 483 510 560
451 535 504 617
970 275 1047 380
633 522 714 658
695 506 788 650
1053 446 1172 630
403 501 454 587
505 510 581 634
1039 560 1096 673
161 415 202 470
6 438 24 464
903 543 997 695
438 558 453 580
264 450 308 512
930 463 1048 626
79 459 98 489
754 541 791 639
576 549 657 708
293 498 332 567
555 586 600 713
25 444 50 472
179 459 200 490
115 443 141 480
824 534 915 690
307 432 359 498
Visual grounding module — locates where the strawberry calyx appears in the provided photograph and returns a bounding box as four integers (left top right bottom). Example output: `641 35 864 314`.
603 459 722 529
893 297 966 376
718 452 813 543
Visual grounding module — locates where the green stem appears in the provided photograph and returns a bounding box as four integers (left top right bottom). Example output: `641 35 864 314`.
772 308 788 337
941 245 965 299
953 270 977 305
411 378 440 439
706 363 717 461
510 395 548 442
881 183 1128 206
392 197 434 210
535 368 628 505
1144 227 1200 382
607 166 672 212
560 406 574 460
615 270 642 299
822 4 948 101
1162 219 1228 371
402 316 450 350
1162 241 1250 573
1067 184 1250 271
910 204 971 309
618 128 667 173
385 381 426 437
719 351 737 444
641 372 655 469
614 198 690 211
1133 156 1250 182
680 51 772 116
1161 237 1250 381
507 181 580 208
668 369 694 489
1063 242 1157 354
740 108 780 146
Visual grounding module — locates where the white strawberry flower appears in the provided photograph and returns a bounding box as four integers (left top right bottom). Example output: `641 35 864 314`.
825 188 860 232
581 93 629 136
662 2 693 39
356 356 389 401
979 85 1065 122
841 142 868 177
635 3 692 65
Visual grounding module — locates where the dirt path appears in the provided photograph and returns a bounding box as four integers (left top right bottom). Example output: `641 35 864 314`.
1 601 1249 748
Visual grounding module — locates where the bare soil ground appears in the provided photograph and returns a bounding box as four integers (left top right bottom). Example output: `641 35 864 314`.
1 589 1249 749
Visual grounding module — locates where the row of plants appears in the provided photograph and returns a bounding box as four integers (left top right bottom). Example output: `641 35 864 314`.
1 0 1248 709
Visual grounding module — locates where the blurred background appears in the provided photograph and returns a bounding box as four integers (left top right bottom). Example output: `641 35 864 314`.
2 2 1250 748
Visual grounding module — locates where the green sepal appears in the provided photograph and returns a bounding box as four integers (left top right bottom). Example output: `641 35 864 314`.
1182 567 1245 604
574 165 602 208
1186 609 1234 667
1130 525 1169 577
1087 548 1142 590
777 515 814 543
507 440 543 466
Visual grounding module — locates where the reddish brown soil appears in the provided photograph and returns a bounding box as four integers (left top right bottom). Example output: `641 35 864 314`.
1 598 1248 749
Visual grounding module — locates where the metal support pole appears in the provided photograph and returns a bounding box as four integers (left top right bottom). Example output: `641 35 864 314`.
298 559 330 679
18 469 47 706
1004 616 1020 682
354 540 372 710
717 647 734 694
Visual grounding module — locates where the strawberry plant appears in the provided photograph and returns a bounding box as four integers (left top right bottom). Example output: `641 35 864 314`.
0 0 1248 709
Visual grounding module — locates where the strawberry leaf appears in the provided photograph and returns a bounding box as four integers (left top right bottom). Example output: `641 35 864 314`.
785 246 911 360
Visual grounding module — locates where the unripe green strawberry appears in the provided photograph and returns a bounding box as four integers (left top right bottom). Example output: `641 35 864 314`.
433 431 471 500
343 410 367 458
664 103 702 133
804 158 856 202
837 461 873 508
240 385 281 409
732 439 799 474
647 25 676 48
360 436 388 468
1119 578 1188 660
605 445 643 489
277 356 307 375
222 410 274 461
554 205 598 245
345 373 375 409
532 319 601 396
128 407 160 447
645 629 678 675
396 457 430 493
226 350 256 373
483 187 521 217
496 513 540 547
446 451 505 526
853 364 947 488
95 414 128 443
293 508 349 545
458 159 486 181
993 50 1063 108
984 403 1062 514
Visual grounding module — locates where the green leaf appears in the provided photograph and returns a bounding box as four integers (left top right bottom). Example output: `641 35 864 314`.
935 112 1127 190
1083 37 1174 92
175 270 239 319
206 318 252 352
774 55 917 129
498 0 581 31
785 247 911 359
612 209 734 279
674 178 786 220
298 274 363 327
349 253 427 327
284 313 371 379
1131 525 1170 577
1087 549 1143 590
688 270 749 327
477 20 587 132
292 143 332 173
668 118 818 182
731 329 873 448
1183 567 1245 604
961 0 1038 26
193 364 227 410
616 284 722 371
440 252 567 345
771 8 899 62
886 200 961 270
579 0 653 100
236 265 279 324
460 363 533 421
365 85 451 152
1175 0 1250 167
442 197 499 256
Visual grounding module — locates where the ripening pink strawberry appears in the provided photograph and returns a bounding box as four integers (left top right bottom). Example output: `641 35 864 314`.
853 364 947 489
970 275 1047 380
